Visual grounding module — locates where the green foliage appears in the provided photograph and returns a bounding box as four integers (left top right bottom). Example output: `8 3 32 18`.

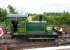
31 11 70 26
32 14 47 21
0 8 7 22
8 5 17 14
46 12 70 26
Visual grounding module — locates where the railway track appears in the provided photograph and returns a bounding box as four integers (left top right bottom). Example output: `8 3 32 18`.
1 33 70 49
0 37 57 48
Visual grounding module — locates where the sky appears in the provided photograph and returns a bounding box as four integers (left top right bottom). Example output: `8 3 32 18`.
0 0 70 14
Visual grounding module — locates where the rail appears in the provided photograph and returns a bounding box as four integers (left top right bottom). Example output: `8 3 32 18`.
28 38 55 39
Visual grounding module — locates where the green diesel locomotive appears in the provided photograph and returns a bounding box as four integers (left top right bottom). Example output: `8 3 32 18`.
7 14 58 39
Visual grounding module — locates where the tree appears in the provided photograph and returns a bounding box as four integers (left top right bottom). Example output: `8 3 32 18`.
61 11 70 26
0 8 7 22
8 5 17 14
